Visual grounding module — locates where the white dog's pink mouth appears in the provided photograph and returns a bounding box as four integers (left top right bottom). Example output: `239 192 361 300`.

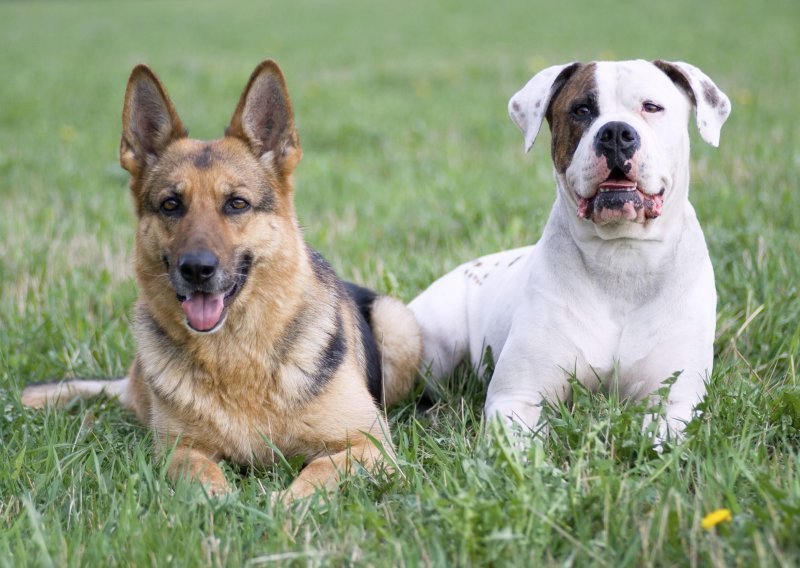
577 175 664 226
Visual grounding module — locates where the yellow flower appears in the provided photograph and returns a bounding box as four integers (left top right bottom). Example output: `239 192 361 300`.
702 508 733 530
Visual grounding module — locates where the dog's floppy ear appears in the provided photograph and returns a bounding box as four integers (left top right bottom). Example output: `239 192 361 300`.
653 60 731 147
226 60 302 176
508 63 580 153
120 65 187 176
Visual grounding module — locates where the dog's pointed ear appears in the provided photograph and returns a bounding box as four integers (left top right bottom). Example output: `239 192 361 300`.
508 63 580 153
120 65 187 176
653 60 731 147
226 60 302 176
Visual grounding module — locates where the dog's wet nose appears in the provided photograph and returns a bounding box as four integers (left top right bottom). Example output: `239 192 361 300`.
595 121 640 167
178 250 219 284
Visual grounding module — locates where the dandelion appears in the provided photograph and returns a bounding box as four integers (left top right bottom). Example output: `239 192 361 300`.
701 508 733 530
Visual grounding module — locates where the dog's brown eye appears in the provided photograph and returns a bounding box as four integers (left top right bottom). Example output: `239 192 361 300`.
225 197 251 214
643 102 664 113
571 104 592 119
160 197 182 215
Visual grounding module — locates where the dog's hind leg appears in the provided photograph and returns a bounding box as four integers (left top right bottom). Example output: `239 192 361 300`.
369 296 422 407
408 269 471 388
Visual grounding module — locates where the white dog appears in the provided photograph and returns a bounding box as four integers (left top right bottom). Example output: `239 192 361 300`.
410 60 731 439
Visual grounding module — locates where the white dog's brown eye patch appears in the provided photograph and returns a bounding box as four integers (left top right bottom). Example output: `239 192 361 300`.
546 63 598 173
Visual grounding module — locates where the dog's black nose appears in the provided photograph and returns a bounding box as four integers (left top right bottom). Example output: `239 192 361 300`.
178 250 219 285
594 121 640 168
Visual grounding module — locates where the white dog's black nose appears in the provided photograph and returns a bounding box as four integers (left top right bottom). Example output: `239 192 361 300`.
594 121 640 169
178 250 219 285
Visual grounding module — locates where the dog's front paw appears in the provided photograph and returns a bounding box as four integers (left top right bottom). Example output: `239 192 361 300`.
643 411 688 452
203 476 233 498
484 413 547 466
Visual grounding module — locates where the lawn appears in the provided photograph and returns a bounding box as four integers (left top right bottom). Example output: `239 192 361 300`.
1 0 799 565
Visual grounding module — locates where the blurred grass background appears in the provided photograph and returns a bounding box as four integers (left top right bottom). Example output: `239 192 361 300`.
1 0 799 565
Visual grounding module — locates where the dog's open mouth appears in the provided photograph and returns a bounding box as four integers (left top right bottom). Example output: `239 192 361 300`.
177 255 252 333
577 170 664 226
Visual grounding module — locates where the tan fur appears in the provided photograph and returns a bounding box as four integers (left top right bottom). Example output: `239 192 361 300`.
371 296 423 407
21 60 420 502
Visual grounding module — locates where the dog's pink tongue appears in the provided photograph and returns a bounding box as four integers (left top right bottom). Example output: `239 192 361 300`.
181 293 225 331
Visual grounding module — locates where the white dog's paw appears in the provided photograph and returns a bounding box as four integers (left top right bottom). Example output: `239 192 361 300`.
484 412 548 466
643 411 689 451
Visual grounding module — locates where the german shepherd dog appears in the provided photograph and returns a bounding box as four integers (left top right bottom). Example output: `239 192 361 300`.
21 60 421 501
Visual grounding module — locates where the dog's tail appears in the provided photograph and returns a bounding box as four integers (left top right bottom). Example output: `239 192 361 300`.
370 295 422 407
21 377 130 410
345 283 422 408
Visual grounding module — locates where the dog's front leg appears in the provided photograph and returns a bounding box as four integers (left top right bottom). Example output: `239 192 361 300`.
654 368 708 443
280 433 393 503
165 444 231 496
484 328 574 437
625 323 713 443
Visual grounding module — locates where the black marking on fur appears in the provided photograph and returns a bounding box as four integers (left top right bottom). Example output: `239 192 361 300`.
253 184 276 213
653 61 698 109
308 247 339 289
344 282 383 406
273 301 311 362
464 269 484 286
508 255 523 267
193 145 213 169
700 79 721 108
306 311 347 398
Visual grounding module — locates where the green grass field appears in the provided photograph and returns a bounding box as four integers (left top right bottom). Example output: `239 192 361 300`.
2 0 799 565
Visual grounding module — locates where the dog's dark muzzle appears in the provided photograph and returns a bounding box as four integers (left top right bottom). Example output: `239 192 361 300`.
168 251 253 333
178 249 220 286
594 121 640 172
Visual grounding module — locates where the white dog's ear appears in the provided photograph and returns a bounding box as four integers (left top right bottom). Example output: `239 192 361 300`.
653 60 731 147
508 63 580 153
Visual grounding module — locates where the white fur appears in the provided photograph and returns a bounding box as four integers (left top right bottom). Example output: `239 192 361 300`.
411 60 730 440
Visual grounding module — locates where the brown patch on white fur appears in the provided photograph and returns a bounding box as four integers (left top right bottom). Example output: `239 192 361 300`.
545 63 598 174
21 60 421 502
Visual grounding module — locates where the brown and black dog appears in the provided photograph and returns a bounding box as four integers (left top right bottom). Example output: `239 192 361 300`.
21 60 421 501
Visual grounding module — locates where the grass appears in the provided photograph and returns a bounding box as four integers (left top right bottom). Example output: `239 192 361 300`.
1 0 799 565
